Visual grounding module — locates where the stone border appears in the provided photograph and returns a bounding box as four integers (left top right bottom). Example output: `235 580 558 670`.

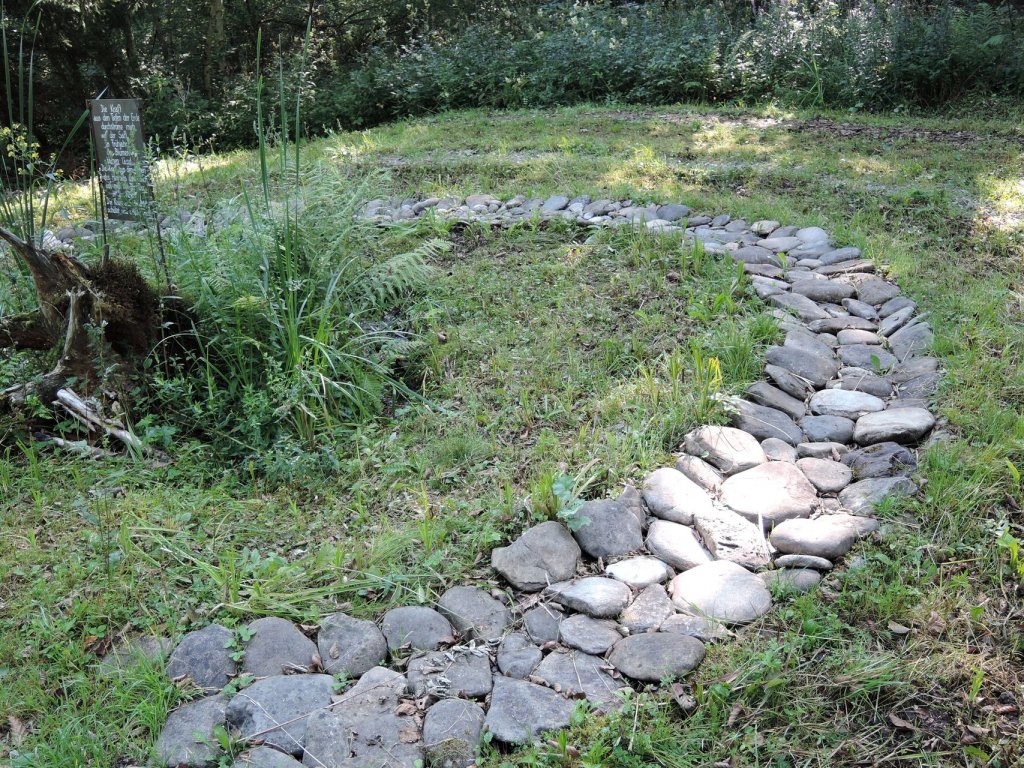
146 194 940 768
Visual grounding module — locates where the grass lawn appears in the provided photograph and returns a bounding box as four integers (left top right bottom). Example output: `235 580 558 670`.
1 102 1023 767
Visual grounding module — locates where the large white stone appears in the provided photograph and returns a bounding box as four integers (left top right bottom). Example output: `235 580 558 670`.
641 467 715 524
720 462 819 527
853 408 935 445
684 426 766 475
809 389 885 420
645 520 713 571
668 561 772 624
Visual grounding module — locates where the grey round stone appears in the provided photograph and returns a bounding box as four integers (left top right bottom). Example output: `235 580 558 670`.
491 521 580 592
888 322 933 359
684 426 767 475
765 346 839 388
838 476 916 515
605 556 672 588
769 517 858 560
795 457 853 493
559 614 622 654
761 438 798 463
660 613 731 642
607 633 706 682
167 624 237 692
835 367 893 397
720 462 818 527
766 363 815 400
838 344 898 370
841 442 917 479
853 408 935 445
619 584 674 634
669 561 773 624
484 676 574 744
730 399 804 446
746 382 806 421
547 577 632 618
758 568 821 594
770 291 831 321
837 329 881 345
791 280 854 303
155 694 228 767
423 699 485 768
232 746 304 767
225 674 335 756
571 499 644 558
641 467 715 524
856 279 901 306
809 389 885 420
674 454 724 491
774 554 833 570
533 650 629 710
407 649 493 699
645 520 713 571
497 633 542 679
317 613 386 678
241 617 317 677
436 586 511 642
523 604 564 644
800 415 855 444
381 606 455 652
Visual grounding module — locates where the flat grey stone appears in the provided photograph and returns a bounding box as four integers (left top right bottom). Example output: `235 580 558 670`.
437 586 511 642
854 407 935 445
766 346 839 389
839 344 898 370
641 467 715 524
541 195 569 212
758 568 821 593
821 247 862 265
484 676 574 744
645 520 713 571
809 389 885 419
167 625 237 692
730 398 804 446
800 415 855 444
619 584 674 634
878 306 915 337
842 297 879 320
774 554 833 570
791 280 854 302
423 699 485 768
674 454 724 491
497 633 542 679
226 674 334 756
891 357 941 399
232 746 303 768
99 635 171 673
317 613 387 678
523 605 564 644
839 476 917 515
785 330 835 358
657 204 689 221
770 517 858 560
693 507 771 570
770 292 831 321
720 462 819 526
569 498 644 559
559 615 622 654
836 331 879 348
880 296 916 317
155 694 228 767
759 236 803 252
835 367 892 397
815 259 875 276
381 606 455 652
797 441 849 459
732 245 781 266
669 561 772 624
752 275 787 299
491 521 580 592
605 556 672 588
888 322 933 360
796 226 829 244
547 577 632 618
660 613 731 642
795 457 853 493
407 649 493 698
806 315 877 333
761 437 798 462
746 382 806 420
607 633 705 683
842 442 917 479
241 617 317 677
765 364 815 400
857 279 901 306
533 650 628 711
684 426 766 475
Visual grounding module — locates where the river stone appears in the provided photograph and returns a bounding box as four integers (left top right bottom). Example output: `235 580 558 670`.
878 306 915 337
720 462 819 526
407 648 493 698
752 220 780 236
842 297 880 320
797 441 849 459
880 296 915 317
761 437 798 462
774 554 833 570
791 280 854 302
746 382 806 420
854 407 935 445
765 364 815 400
547 577 632 618
730 398 804 446
770 517 858 560
835 367 892 397
491 521 580 592
381 606 455 651
99 635 170 674
785 330 835 358
759 236 803 252
674 454 724 491
154 694 228 767
485 676 574 744
232 747 303 767
317 613 387 678
497 633 542 679
770 292 831 321
891 357 941 399
795 457 853 493
752 276 787 299
823 512 880 537
437 586 511 642
809 389 885 419
166 625 237 691
226 674 334 756
657 203 690 221
888 322 933 360
796 226 829 244
617 484 647 525
523 605 564 644
765 346 839 388
758 568 821 593
241 617 317 677
821 247 861 265
641 467 715 524
668 561 772 624
605 556 672 588
559 615 622 654
607 633 705 683
619 584 674 634
569 499 644 559
541 195 569 212
800 415 855 444
533 650 628 711
816 259 875 276
806 315 878 334
838 344 898 370
839 476 917 515
857 279 901 306
684 426 766 474
645 520 714 571
693 508 771 570
732 245 781 266
842 442 917 479
660 613 731 642
423 699 485 768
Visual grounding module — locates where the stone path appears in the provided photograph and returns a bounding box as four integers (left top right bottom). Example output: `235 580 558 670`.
148 194 941 767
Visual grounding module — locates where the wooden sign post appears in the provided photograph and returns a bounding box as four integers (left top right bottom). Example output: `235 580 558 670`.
87 98 153 221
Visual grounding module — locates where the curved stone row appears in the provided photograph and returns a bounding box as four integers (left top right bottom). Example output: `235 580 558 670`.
149 195 940 768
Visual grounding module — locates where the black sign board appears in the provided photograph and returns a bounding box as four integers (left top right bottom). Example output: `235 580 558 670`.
88 98 153 221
